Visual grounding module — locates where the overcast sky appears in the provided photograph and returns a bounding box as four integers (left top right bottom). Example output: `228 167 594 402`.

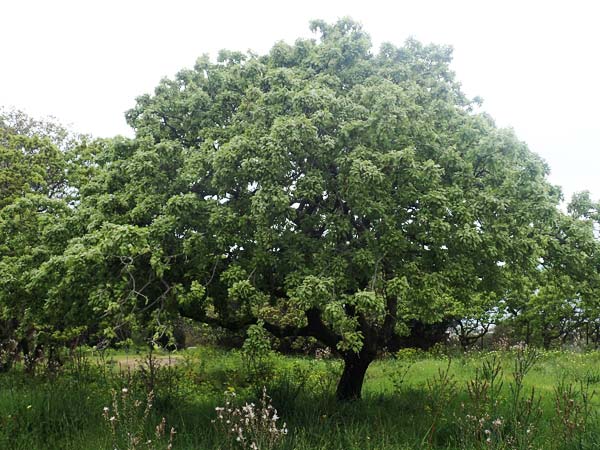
1 0 598 202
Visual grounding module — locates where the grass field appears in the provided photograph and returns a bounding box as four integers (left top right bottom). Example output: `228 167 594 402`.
1 347 600 449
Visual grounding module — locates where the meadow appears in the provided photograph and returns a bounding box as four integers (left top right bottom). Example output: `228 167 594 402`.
1 346 600 450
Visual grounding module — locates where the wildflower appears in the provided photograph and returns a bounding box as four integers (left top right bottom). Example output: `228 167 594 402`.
213 387 289 448
121 388 128 394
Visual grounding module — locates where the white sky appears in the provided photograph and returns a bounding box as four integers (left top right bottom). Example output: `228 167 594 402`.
1 0 598 202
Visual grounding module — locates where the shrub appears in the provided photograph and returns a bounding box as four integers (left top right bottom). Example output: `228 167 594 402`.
242 322 274 386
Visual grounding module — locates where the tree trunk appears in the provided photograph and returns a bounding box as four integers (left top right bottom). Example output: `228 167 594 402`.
541 324 555 350
525 320 532 346
335 352 373 401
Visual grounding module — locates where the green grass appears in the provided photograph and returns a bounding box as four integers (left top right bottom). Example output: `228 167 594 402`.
2 348 600 449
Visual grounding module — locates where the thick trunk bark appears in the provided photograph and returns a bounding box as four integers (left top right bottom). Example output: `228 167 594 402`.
335 352 373 401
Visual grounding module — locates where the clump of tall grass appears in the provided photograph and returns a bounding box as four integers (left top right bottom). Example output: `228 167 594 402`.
390 348 421 393
505 345 542 448
423 358 458 447
552 378 596 448
455 353 505 448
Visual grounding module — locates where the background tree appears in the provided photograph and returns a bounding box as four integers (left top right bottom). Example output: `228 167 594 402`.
0 109 86 368
493 192 600 348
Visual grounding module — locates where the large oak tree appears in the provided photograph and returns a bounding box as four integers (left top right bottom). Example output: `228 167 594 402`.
12 19 582 399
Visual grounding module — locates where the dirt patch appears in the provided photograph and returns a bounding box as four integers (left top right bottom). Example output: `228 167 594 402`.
106 355 182 370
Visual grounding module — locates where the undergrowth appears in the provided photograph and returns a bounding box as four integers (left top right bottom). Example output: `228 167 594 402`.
1 347 600 449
